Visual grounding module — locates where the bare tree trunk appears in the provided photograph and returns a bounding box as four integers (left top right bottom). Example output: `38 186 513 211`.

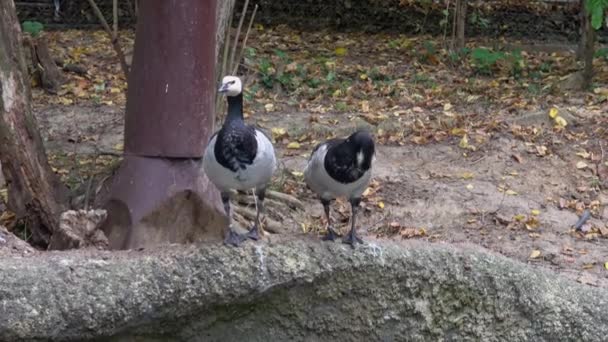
455 0 467 50
579 0 595 89
0 0 68 247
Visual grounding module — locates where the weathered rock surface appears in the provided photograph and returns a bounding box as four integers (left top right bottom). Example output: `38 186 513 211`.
1 238 607 341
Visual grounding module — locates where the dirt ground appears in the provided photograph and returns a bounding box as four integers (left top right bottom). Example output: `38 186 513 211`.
1 28 608 289
23 100 607 288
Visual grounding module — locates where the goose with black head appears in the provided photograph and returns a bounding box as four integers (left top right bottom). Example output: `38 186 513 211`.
304 130 375 247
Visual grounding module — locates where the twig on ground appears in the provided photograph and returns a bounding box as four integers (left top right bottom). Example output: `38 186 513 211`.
266 190 305 210
233 205 283 234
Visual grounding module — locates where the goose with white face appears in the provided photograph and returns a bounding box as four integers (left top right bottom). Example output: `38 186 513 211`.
218 76 242 97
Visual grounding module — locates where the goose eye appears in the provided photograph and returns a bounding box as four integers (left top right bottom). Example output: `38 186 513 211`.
228 80 236 85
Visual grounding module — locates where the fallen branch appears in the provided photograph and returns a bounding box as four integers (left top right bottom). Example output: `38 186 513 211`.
233 205 283 234
86 0 129 78
266 190 305 210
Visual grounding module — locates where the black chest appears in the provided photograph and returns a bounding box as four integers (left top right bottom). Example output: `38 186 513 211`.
214 121 258 173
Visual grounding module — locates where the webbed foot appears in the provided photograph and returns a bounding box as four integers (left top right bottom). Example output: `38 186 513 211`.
322 227 339 242
342 229 364 248
224 230 246 247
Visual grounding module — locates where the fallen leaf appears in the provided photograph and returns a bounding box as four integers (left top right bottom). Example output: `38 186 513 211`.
378 201 385 209
554 116 567 127
287 141 301 149
465 184 474 190
576 151 591 159
576 161 588 169
113 143 123 151
511 154 523 163
264 103 275 112
514 214 526 221
531 209 540 216
604 261 608 270
461 172 474 179
335 47 347 56
360 100 370 112
458 134 475 150
549 107 558 119
506 189 518 195
271 127 288 140
529 250 541 259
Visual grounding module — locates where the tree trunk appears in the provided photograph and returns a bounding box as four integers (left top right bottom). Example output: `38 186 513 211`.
0 0 67 247
455 0 467 50
579 0 595 89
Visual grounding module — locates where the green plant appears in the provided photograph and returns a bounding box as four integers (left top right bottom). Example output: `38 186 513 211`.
21 21 44 37
471 48 506 75
587 0 608 29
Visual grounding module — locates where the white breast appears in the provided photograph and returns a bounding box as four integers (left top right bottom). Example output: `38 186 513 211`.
304 144 371 200
203 129 277 192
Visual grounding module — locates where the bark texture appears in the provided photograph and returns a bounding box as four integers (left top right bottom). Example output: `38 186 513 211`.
578 0 595 90
0 0 67 247
0 239 607 341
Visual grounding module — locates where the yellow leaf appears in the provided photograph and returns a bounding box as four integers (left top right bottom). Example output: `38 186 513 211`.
443 103 452 111
291 171 303 177
506 189 518 195
287 141 301 149
549 107 558 119
335 47 347 56
459 134 469 149
461 172 474 179
576 161 588 169
113 143 123 151
529 250 541 259
271 127 287 140
332 89 342 97
110 87 121 94
531 209 540 216
554 116 567 127
264 103 275 112
359 74 368 80
514 214 526 221
378 201 385 209
451 128 467 136
604 261 608 270
465 184 474 190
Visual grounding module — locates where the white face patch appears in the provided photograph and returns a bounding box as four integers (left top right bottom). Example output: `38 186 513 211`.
356 150 364 167
220 75 242 97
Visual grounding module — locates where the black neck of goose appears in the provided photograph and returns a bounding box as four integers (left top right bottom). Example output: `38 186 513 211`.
226 93 244 122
